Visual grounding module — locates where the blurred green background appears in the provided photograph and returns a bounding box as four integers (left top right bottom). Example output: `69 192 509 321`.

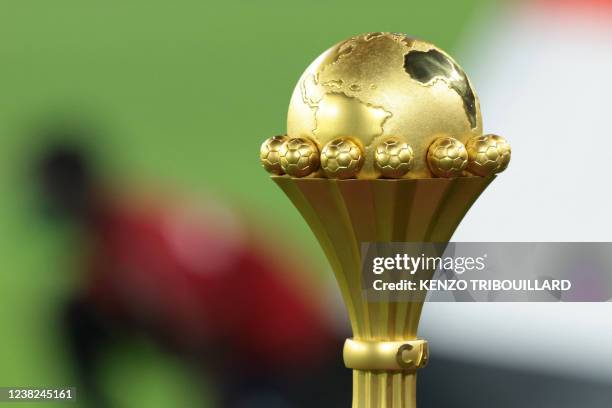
0 1 492 406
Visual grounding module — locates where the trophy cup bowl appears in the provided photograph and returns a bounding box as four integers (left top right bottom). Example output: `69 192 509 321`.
260 32 510 407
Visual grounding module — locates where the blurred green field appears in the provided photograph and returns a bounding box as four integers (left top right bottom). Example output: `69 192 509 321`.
0 1 490 406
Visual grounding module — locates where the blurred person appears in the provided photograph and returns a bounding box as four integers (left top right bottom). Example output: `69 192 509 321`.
33 130 349 407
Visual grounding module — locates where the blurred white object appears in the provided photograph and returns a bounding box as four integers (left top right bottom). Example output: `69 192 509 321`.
422 0 612 383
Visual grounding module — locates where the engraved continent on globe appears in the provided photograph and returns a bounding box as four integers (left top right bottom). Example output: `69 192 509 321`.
288 32 482 179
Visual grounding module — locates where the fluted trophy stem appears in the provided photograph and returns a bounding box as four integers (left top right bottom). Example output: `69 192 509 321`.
274 176 494 407
353 371 417 408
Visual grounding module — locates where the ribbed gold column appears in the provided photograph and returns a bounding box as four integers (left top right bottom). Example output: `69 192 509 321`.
274 176 493 408
353 371 416 408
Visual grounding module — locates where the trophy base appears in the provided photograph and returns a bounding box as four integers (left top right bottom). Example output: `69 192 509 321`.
273 176 495 408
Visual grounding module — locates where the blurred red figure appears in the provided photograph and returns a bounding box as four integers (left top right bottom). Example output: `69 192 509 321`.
36 141 348 407
87 192 334 368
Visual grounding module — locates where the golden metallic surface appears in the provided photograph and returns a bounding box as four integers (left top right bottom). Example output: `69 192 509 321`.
466 134 511 176
260 135 289 175
374 137 414 178
320 137 364 179
287 32 482 179
273 176 494 408
266 31 509 408
279 137 320 177
427 137 468 178
343 339 429 371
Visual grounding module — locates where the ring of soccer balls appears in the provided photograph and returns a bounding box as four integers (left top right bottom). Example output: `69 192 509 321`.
260 134 510 179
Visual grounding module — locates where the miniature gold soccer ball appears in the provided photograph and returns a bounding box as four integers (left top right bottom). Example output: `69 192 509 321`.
374 137 414 178
465 134 511 176
279 137 320 177
260 135 289 175
320 137 364 179
427 137 468 178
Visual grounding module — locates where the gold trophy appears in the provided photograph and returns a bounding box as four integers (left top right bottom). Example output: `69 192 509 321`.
259 33 510 407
